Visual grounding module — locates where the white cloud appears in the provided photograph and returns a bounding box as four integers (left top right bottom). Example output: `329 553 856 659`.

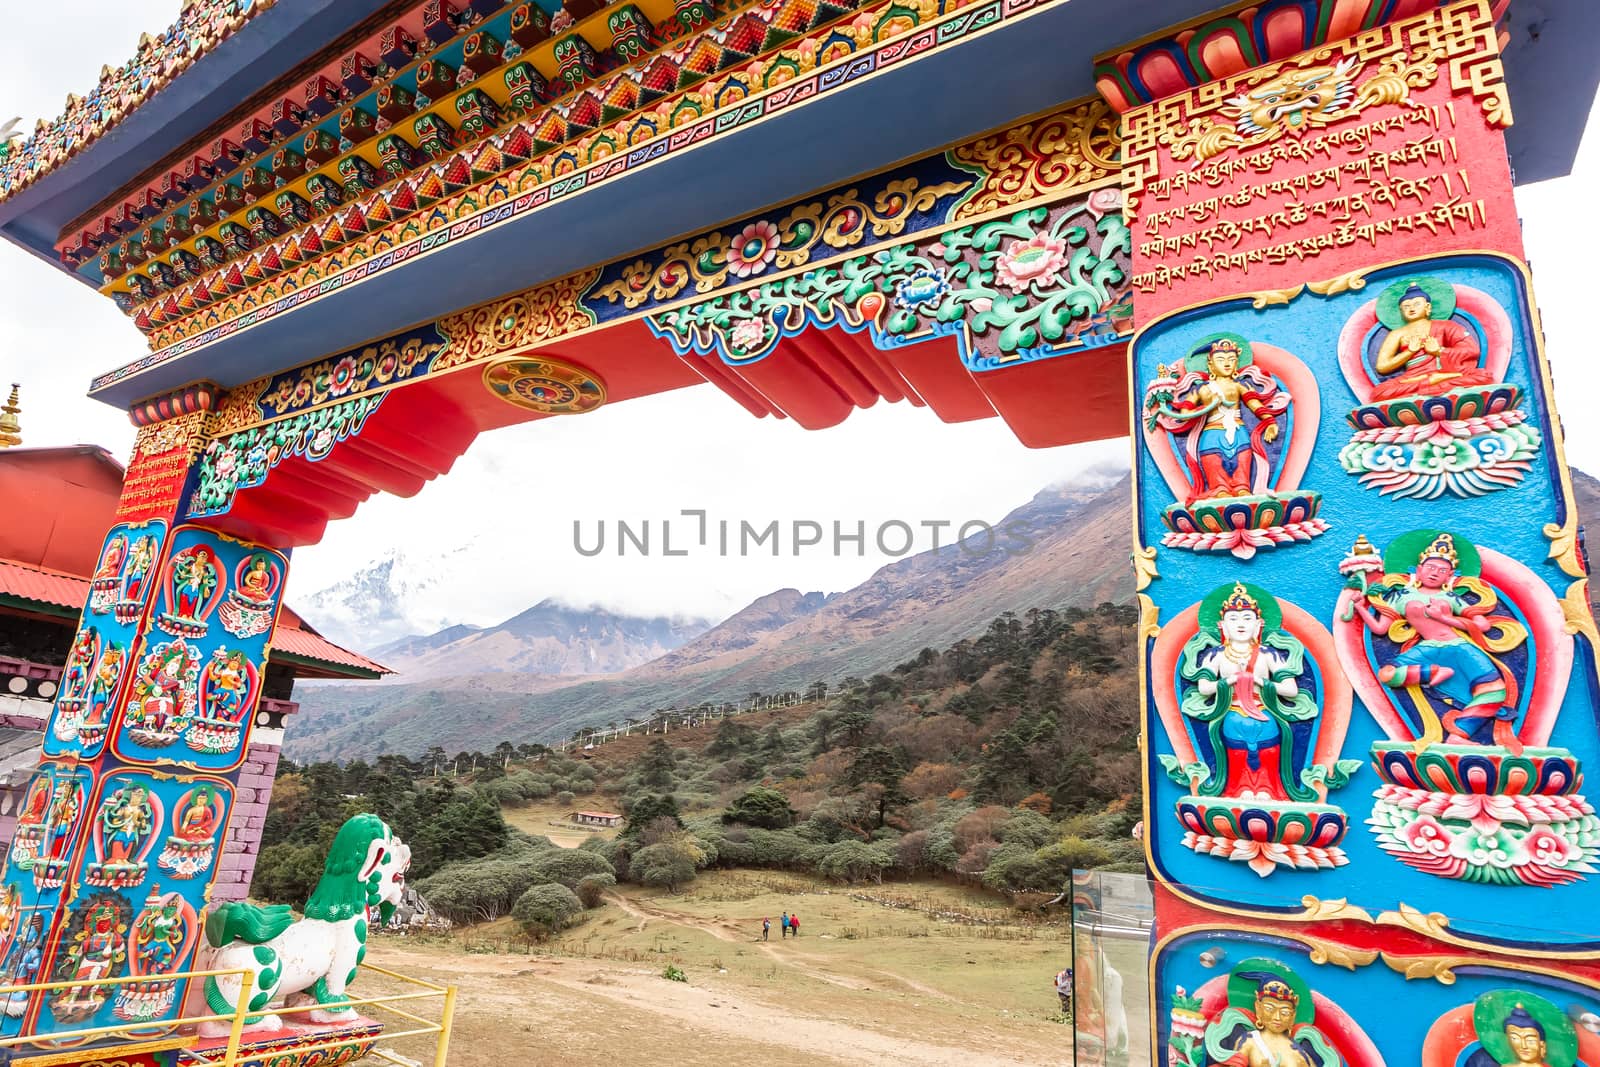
0 4 1592 632
286 390 1130 625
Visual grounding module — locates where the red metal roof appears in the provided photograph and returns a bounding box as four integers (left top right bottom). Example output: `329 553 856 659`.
269 622 388 677
0 556 386 678
0 558 95 614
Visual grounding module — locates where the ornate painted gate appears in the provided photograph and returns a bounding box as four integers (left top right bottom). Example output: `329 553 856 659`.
0 0 1594 1061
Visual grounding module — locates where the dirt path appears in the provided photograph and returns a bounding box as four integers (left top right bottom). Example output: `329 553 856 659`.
604 892 956 1002
372 945 1050 1067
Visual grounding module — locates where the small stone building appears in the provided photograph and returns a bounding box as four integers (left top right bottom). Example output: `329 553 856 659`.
569 810 624 827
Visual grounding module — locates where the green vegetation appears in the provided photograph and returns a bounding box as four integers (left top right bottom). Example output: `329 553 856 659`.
254 604 1140 922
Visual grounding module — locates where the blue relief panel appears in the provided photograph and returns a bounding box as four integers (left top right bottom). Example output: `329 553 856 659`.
1156 930 1600 1067
1135 252 1600 950
42 521 167 762
0 761 97 1040
109 525 288 774
22 770 231 1043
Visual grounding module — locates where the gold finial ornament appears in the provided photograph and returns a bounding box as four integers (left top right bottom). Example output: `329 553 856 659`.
0 384 20 448
1421 532 1459 567
1220 581 1260 614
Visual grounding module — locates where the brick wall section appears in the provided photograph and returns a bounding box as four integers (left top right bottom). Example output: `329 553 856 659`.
209 739 282 903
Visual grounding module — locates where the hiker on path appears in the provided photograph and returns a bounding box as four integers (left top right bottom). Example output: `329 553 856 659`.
781 912 790 939
1055 967 1074 1015
790 912 800 937
762 917 771 941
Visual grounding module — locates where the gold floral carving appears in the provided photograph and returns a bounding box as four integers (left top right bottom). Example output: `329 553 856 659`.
1133 545 1159 591
435 269 603 371
1544 513 1587 579
1559 580 1600 644
1377 902 1451 939
1307 268 1373 297
1307 940 1379 972
209 377 270 436
131 409 208 461
1244 269 1373 309
1381 953 1461 984
1298 895 1375 925
1245 285 1304 309
1137 593 1160 640
1120 1 1507 218
591 180 968 312
946 99 1121 220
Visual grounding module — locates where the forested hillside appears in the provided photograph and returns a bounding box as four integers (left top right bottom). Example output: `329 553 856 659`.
253 604 1142 930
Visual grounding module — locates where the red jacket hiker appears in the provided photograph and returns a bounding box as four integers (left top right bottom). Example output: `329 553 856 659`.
789 914 799 936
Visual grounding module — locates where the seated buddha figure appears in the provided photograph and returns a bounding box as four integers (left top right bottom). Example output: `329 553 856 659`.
1371 281 1494 401
1501 1006 1553 1067
1205 969 1341 1067
237 555 274 604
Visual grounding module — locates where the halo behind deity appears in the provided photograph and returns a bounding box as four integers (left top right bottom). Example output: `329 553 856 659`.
1182 332 1255 374
1198 581 1281 635
1224 957 1314 1026
1375 275 1457 330
1472 989 1577 1067
1379 528 1482 579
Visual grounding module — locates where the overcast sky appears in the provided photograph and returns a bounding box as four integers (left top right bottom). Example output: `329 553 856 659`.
0 3 1594 632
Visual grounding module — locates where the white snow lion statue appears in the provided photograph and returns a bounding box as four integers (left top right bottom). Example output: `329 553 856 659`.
192 813 410 1036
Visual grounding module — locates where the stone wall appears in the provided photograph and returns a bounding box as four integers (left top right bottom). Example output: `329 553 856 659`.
210 738 283 903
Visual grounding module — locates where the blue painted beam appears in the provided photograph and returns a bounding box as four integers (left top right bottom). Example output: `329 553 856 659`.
86 0 1218 407
0 0 397 272
44 0 1600 408
1498 0 1600 184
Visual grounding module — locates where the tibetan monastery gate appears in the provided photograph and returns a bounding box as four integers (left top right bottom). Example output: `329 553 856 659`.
0 0 1596 1063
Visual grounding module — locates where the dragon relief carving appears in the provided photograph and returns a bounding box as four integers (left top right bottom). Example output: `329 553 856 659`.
1165 51 1441 163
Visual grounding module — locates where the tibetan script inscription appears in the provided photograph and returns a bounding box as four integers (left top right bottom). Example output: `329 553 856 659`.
1120 1 1520 323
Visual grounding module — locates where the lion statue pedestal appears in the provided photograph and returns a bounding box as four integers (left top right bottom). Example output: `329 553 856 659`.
182 813 411 1051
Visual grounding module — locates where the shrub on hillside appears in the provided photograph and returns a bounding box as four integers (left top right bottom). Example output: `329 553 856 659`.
486 779 525 806
746 829 824 869
528 848 615 890
418 855 550 922
894 829 931 874
622 794 682 837
902 762 963 801
512 883 583 938
250 843 324 905
1037 835 1115 872
556 790 576 806
980 841 1075 892
953 806 1010 854
722 786 796 829
955 838 1000 877
631 832 706 891
999 809 1056 850
818 840 893 884
1017 791 1053 815
576 873 616 908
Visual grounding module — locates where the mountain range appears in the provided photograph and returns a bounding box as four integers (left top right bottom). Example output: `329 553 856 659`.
287 468 1600 762
368 600 713 680
286 472 1132 760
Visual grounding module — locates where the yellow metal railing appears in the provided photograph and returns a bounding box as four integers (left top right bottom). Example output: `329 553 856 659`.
0 962 456 1066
